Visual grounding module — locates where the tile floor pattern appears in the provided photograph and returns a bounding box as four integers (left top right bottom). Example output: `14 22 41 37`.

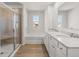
15 44 49 57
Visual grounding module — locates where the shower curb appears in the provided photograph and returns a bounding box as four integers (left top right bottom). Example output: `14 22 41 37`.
10 44 22 57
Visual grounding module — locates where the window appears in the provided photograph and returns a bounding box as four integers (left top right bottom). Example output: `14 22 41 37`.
58 15 63 27
32 16 40 27
32 16 40 22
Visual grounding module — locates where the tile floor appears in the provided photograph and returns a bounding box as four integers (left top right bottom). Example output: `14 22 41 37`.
15 44 49 57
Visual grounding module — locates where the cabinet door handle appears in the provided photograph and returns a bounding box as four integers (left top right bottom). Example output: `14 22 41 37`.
60 48 63 49
53 46 55 48
52 45 55 48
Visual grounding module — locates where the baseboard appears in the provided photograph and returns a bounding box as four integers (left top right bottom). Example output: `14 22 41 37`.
23 36 44 45
10 44 22 57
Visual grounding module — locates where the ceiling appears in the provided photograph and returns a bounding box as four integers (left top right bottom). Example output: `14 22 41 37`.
21 2 54 11
59 2 79 11
4 2 79 11
5 2 54 11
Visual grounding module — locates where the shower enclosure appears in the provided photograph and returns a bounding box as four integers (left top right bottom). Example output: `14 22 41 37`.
0 3 21 57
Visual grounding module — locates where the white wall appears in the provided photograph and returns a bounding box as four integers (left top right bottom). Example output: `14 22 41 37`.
58 11 68 28
24 37 44 44
44 5 57 32
22 6 28 44
68 5 79 30
44 9 49 32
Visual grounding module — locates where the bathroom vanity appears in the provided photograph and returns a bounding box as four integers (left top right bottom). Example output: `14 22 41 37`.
44 30 79 57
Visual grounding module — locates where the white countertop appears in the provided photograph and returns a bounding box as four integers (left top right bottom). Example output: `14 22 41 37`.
47 31 79 48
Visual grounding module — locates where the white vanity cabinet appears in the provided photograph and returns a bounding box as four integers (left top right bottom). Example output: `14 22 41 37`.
44 33 50 53
44 33 79 57
49 43 56 57
49 36 58 57
56 43 67 57
67 48 79 57
56 42 79 57
48 36 67 57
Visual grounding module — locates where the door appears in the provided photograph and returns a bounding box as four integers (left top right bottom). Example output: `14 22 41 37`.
0 6 14 57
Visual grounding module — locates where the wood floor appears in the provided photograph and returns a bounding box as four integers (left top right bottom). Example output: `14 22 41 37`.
15 44 49 57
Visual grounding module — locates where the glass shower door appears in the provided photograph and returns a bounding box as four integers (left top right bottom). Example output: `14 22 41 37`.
13 13 20 49
0 4 21 57
0 6 14 57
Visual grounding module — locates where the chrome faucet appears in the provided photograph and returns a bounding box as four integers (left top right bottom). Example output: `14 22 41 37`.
70 33 73 37
70 33 79 38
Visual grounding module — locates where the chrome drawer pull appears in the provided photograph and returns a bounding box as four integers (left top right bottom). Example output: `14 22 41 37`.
53 46 55 48
60 48 63 49
52 45 55 48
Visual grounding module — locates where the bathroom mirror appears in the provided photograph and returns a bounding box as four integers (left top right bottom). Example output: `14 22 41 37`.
57 11 68 28
57 2 79 32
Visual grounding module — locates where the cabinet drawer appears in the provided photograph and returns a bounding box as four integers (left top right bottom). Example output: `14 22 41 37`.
59 43 67 56
56 47 66 57
49 44 56 57
50 37 58 47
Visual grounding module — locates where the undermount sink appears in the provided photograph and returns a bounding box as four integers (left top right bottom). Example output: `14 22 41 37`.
56 35 70 38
